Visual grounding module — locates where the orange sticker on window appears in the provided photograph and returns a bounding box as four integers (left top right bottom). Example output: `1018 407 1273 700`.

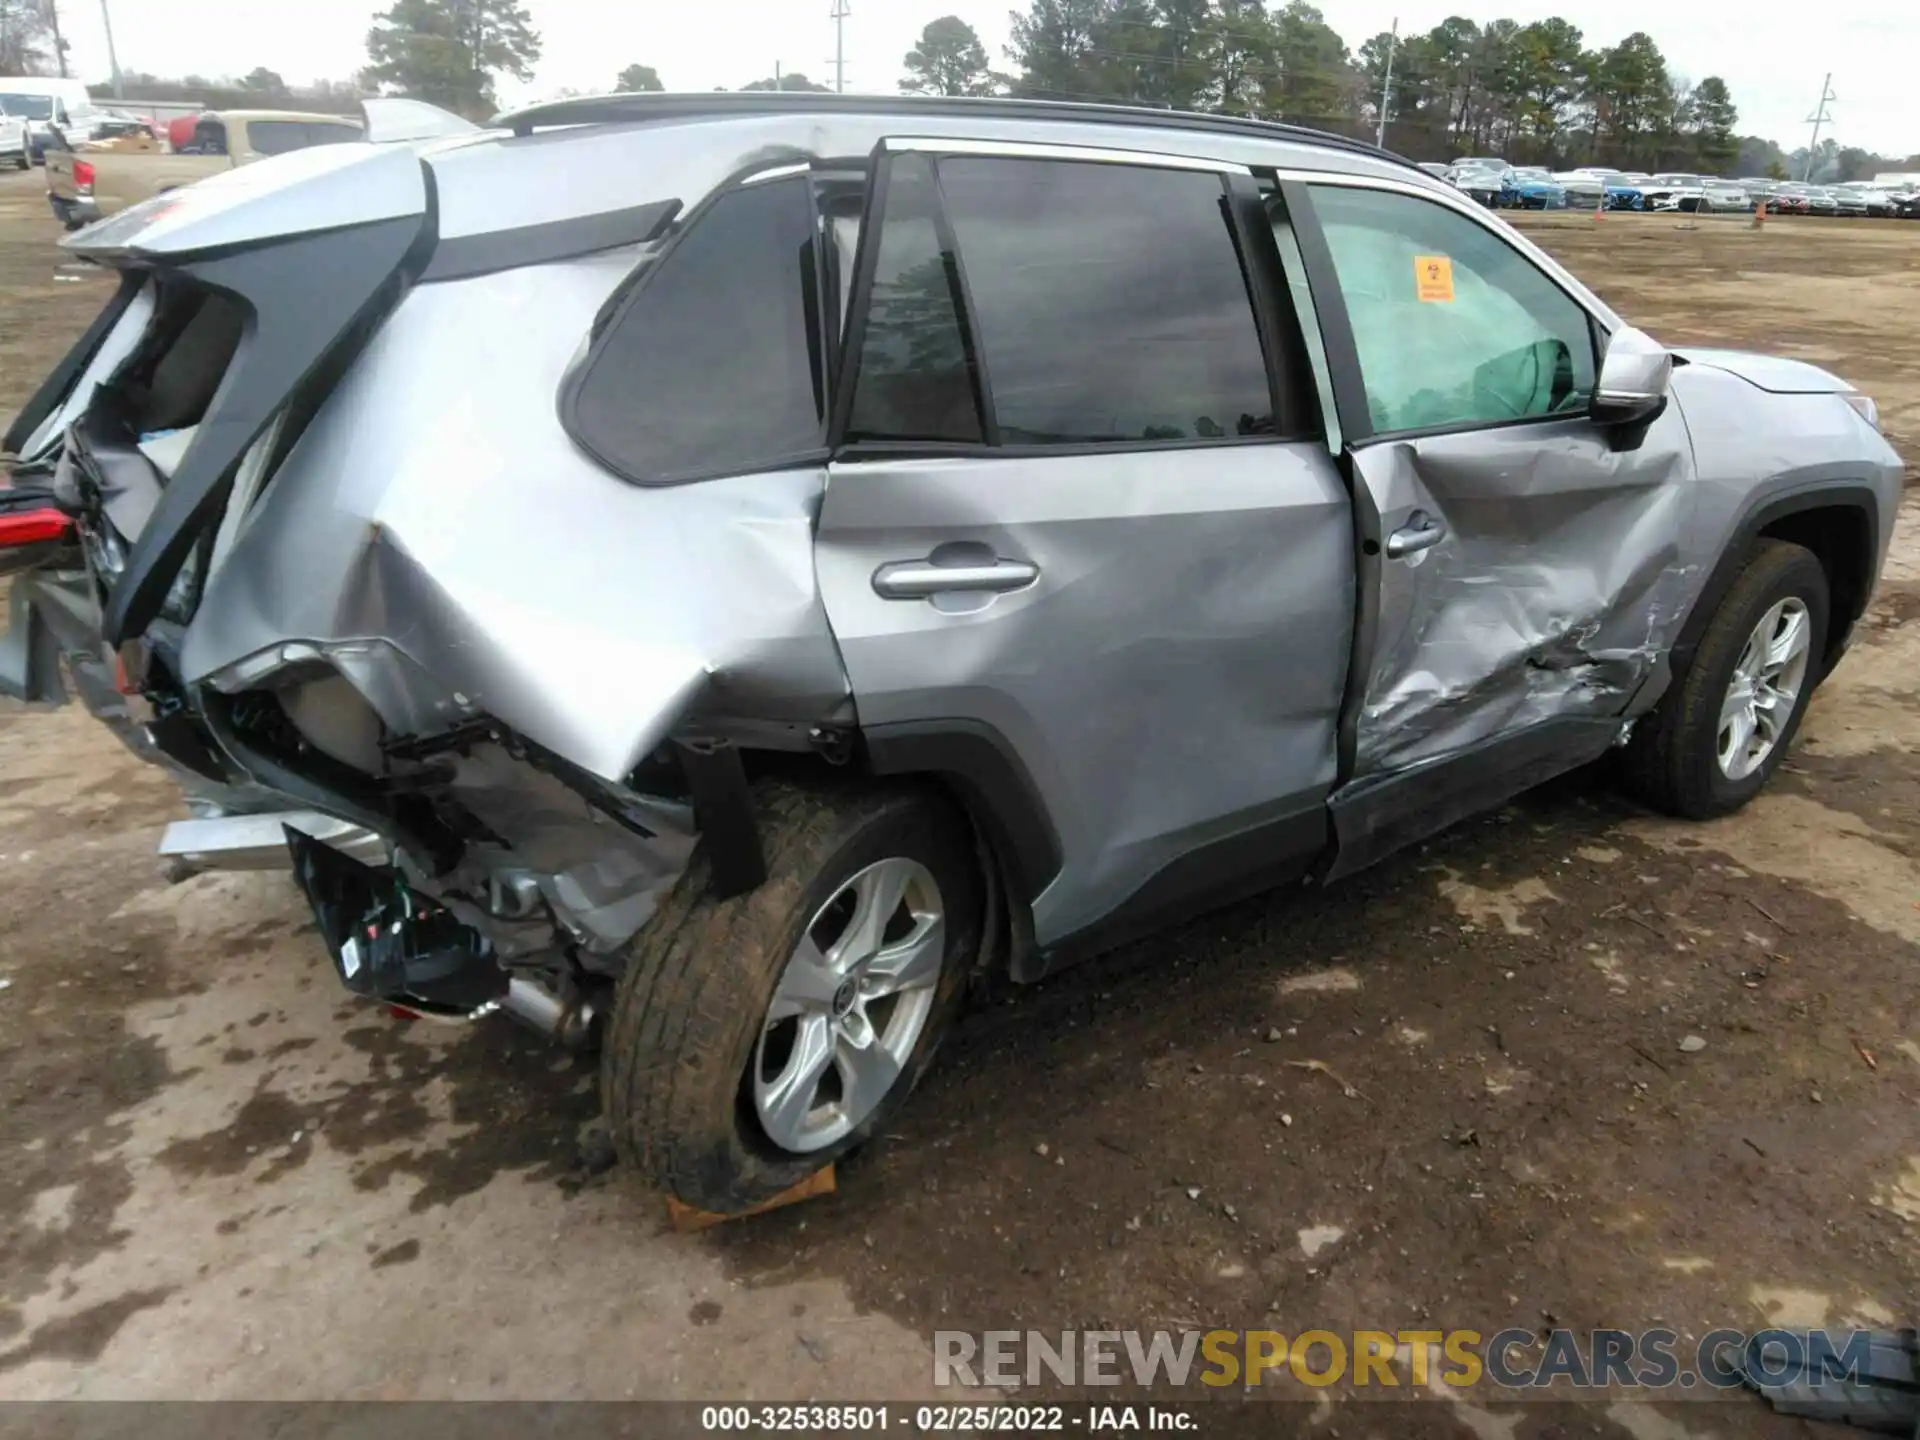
1414 255 1455 302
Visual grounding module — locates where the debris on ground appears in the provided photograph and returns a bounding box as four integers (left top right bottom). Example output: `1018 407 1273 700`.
1287 1058 1367 1100
1679 1035 1708 1053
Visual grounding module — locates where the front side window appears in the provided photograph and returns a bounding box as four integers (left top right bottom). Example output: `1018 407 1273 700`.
569 174 824 485
937 156 1272 444
1308 185 1596 437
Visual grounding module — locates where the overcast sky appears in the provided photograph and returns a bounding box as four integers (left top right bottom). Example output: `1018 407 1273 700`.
53 1 1915 156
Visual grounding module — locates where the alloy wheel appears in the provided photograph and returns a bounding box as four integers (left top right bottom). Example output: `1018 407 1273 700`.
1716 597 1812 781
752 857 945 1153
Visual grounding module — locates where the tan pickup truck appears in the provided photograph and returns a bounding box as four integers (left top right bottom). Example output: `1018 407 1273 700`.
46 110 363 229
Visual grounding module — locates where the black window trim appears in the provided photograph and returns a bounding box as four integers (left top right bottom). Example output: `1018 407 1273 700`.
824 142 893 449
827 139 1319 463
1281 171 1614 452
926 157 1002 447
557 156 835 489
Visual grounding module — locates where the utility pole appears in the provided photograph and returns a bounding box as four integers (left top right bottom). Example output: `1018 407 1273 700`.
1802 73 1835 181
45 1 68 77
775 60 782 90
830 0 850 94
99 0 124 98
1374 18 1398 148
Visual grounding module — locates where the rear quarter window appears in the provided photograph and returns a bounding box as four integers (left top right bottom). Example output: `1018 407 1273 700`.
565 173 826 486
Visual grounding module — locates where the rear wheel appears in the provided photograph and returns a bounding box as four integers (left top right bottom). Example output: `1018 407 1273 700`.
1620 540 1829 818
601 782 981 1213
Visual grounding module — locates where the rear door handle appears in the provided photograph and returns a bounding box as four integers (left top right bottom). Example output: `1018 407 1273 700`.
872 557 1039 600
1385 511 1446 559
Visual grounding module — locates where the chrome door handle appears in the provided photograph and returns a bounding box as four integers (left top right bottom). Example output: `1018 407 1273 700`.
1385 512 1446 559
872 557 1039 600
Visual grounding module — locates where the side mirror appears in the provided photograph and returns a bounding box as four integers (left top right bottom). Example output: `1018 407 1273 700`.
1591 325 1672 426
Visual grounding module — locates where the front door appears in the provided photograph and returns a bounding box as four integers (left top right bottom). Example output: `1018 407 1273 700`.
814 139 1353 951
1275 179 1697 873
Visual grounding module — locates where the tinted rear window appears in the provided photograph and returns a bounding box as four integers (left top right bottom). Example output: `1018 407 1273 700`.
569 174 825 485
935 157 1273 444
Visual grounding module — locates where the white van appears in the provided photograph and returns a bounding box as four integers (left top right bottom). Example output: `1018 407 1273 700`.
0 77 103 162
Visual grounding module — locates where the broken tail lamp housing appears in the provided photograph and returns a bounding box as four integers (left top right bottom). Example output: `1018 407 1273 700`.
0 507 74 547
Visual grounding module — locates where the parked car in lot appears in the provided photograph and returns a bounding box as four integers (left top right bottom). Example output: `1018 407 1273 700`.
1498 166 1566 208
1699 180 1753 212
1 93 1904 1213
1801 186 1841 216
43 108 364 228
1605 173 1648 210
1648 178 1704 212
1553 170 1608 209
1768 183 1812 215
1447 160 1508 207
1829 184 1887 217
0 111 25 170
1641 173 1701 209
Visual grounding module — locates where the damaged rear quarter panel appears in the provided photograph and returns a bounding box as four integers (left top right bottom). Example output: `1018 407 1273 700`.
179 250 849 783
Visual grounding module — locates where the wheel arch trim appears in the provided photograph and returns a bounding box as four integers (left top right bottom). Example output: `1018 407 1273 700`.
1673 483 1882 675
861 718 1063 908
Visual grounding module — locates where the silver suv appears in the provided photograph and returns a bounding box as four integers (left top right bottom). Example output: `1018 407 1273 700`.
2 95 1904 1212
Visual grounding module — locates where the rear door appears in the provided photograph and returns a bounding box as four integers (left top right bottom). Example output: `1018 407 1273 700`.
815 139 1354 949
1272 177 1697 874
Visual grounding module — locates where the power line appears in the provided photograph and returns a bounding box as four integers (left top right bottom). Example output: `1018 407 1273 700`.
1801 73 1835 180
831 0 850 96
1375 17 1398 146
98 0 123 97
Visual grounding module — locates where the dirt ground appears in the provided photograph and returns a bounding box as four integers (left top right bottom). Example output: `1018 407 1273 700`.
1 171 1916 1432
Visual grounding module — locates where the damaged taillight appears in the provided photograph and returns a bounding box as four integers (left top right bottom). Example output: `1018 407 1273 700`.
0 506 73 547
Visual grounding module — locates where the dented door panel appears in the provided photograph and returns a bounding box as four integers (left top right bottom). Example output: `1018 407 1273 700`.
816 447 1353 946
1348 405 1697 775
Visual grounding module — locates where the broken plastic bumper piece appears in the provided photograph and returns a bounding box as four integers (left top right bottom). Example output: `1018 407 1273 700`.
286 826 506 1014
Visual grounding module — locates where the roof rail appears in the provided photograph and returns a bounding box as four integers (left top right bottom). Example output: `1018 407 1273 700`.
492 91 1419 172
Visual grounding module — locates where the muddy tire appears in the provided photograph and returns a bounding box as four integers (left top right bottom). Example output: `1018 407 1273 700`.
1620 540 1829 819
601 781 981 1213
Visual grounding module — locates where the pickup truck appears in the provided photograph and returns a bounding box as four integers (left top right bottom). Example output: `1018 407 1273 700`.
45 109 363 229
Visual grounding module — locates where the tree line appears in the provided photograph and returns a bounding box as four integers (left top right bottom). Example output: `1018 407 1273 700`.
894 4 1917 180
14 0 1911 182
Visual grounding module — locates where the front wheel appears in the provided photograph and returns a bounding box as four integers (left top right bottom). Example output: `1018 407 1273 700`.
1620 539 1829 818
601 782 981 1213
